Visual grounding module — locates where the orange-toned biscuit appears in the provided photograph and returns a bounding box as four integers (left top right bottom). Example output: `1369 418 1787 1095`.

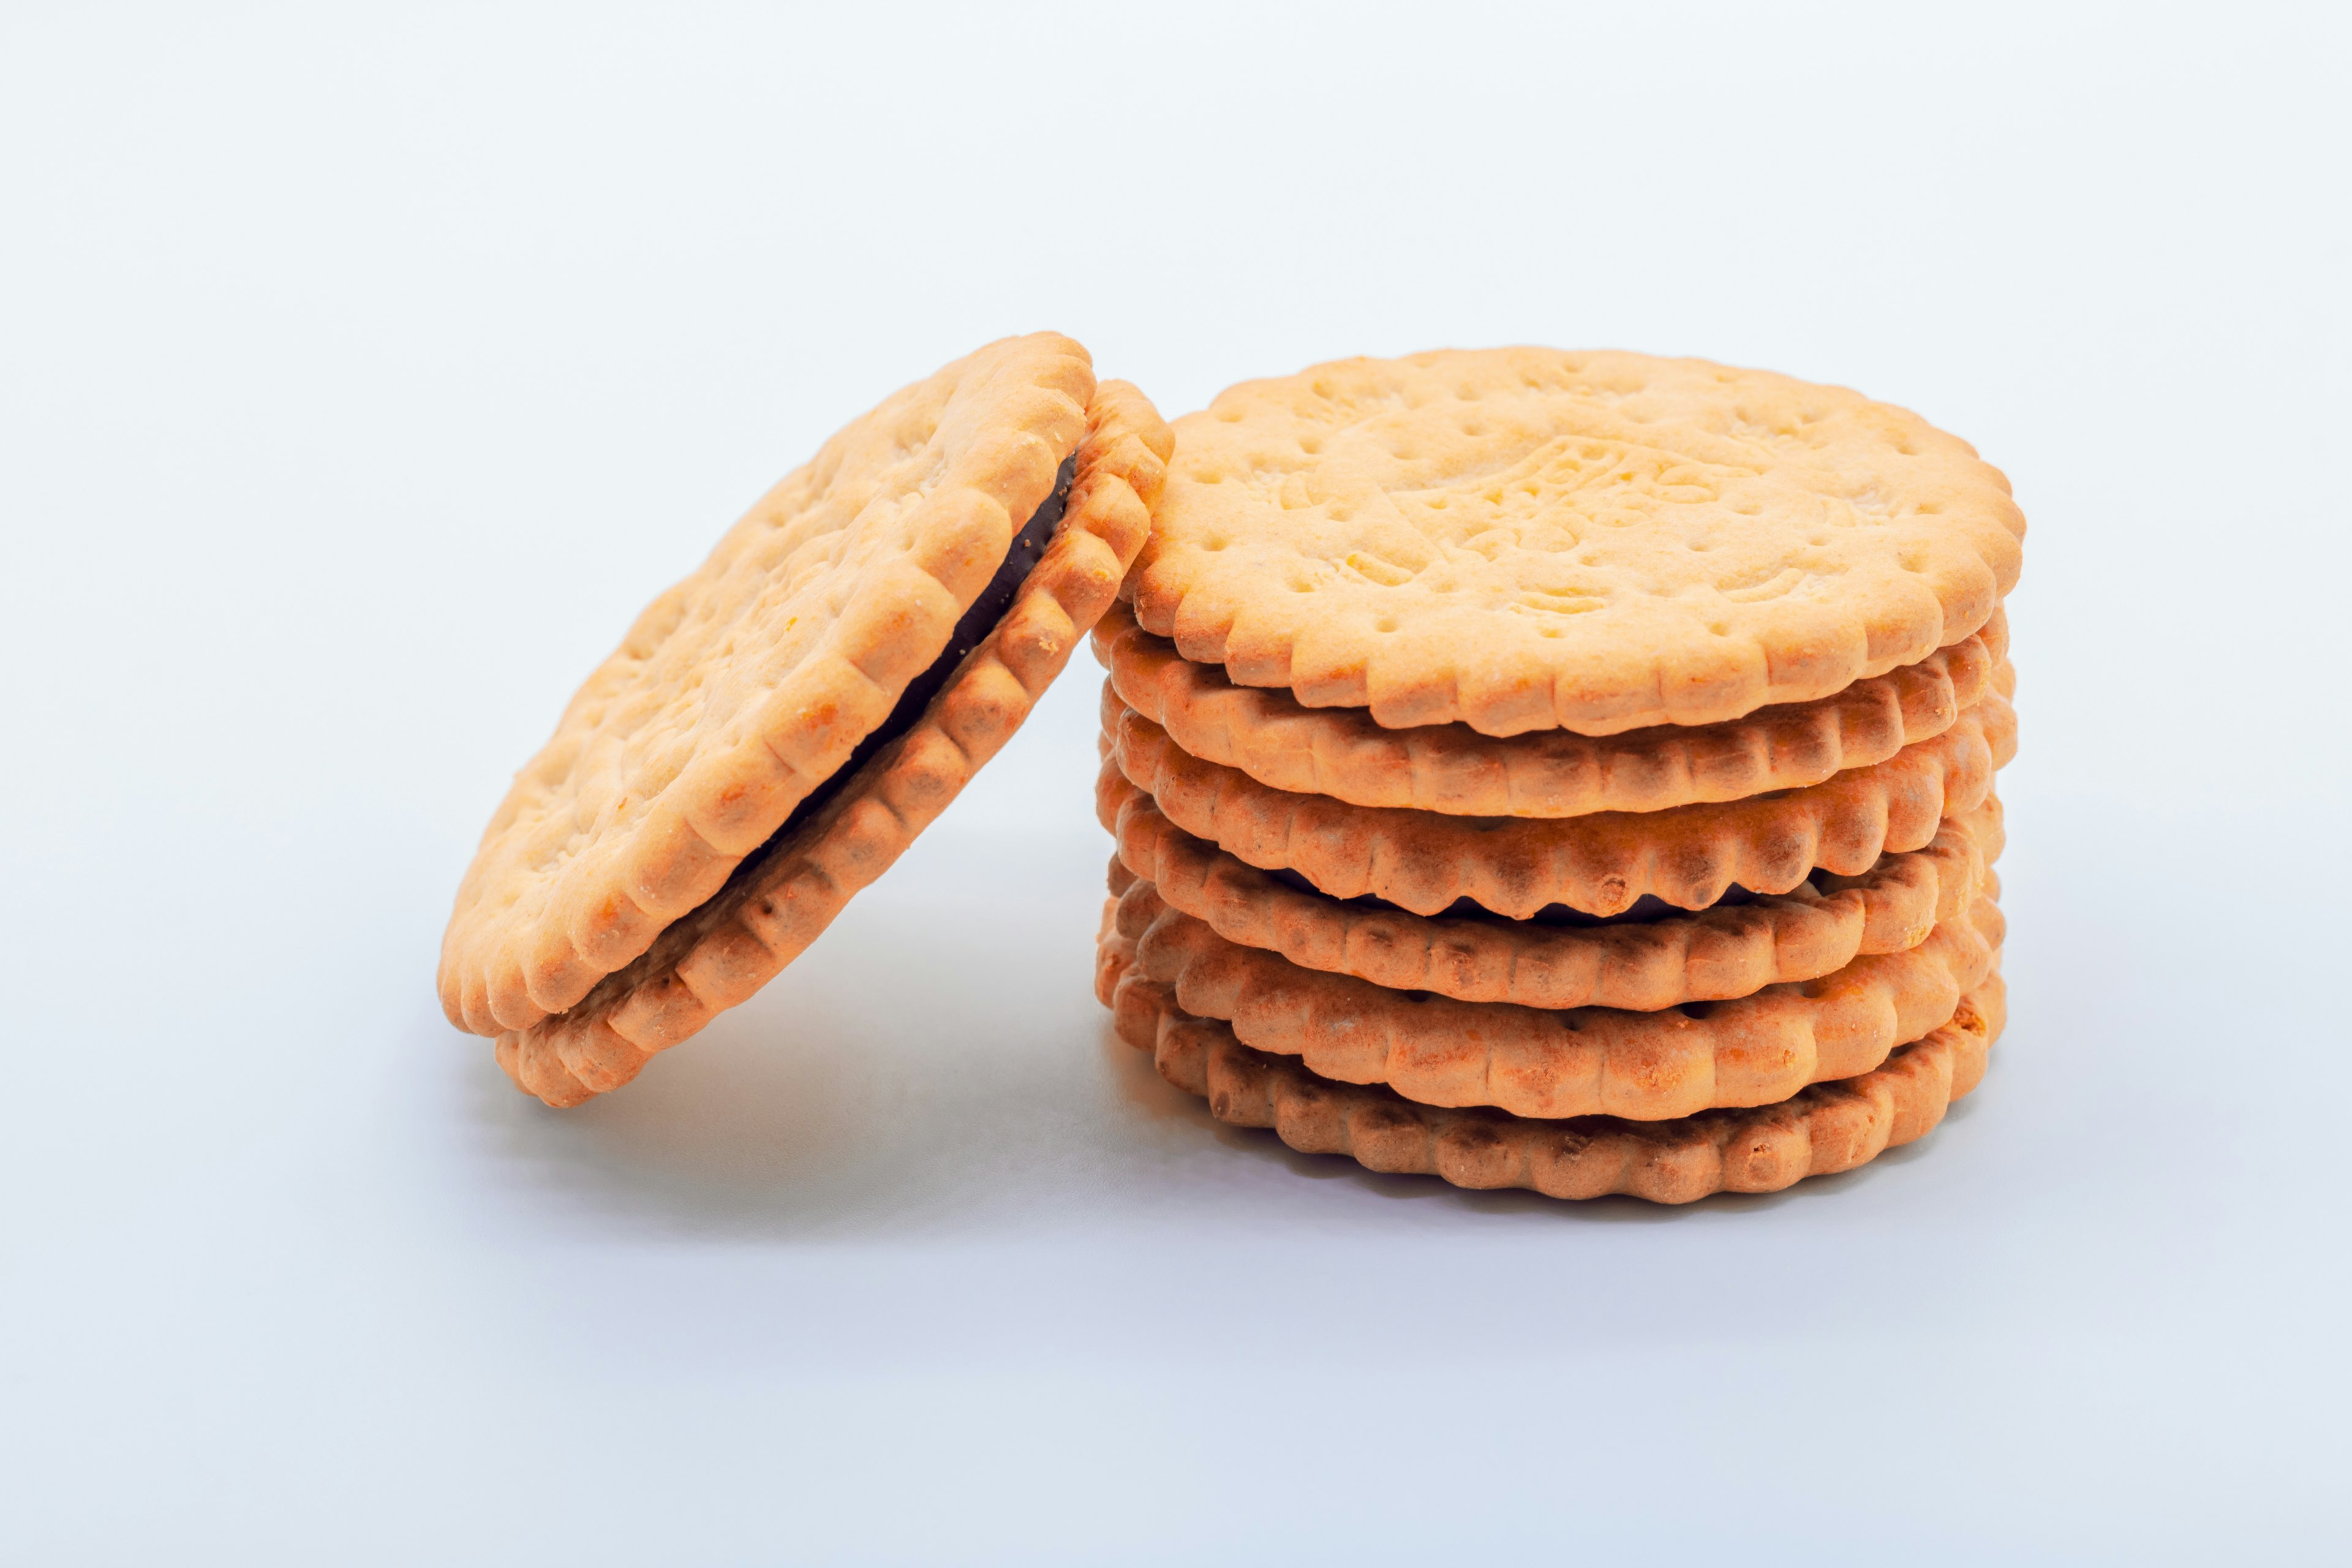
1104 780 2000 1010
1095 596 2008 817
1106 881 2000 1121
1128 348 2024 736
489 380 1174 1106
444 334 1100 1038
1100 931 2005 1205
1100 687 2015 918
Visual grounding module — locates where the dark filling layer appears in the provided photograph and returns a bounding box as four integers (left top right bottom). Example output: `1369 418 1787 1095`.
761 451 1079 850
1264 867 1781 926
560 456 1082 1019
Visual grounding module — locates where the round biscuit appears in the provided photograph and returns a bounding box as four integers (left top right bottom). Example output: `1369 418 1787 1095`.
1096 596 2008 817
1099 938 2005 1206
1108 882 2002 1121
491 380 1174 1105
1106 786 2002 1011
1100 686 2017 919
443 333 1099 1037
1129 347 2024 736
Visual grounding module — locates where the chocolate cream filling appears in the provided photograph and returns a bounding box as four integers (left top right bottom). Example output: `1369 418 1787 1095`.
547 453 1080 1023
756 450 1079 853
1262 867 1778 927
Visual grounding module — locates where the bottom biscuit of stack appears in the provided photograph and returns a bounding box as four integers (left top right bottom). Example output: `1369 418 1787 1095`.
1097 908 2005 1204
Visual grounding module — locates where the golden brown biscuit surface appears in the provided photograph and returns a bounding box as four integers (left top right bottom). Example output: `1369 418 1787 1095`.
1106 783 2001 1010
1096 597 2007 817
491 381 1173 1106
1098 935 2005 1205
1101 686 2016 918
444 333 1098 1038
1129 348 2024 736
1107 881 2001 1121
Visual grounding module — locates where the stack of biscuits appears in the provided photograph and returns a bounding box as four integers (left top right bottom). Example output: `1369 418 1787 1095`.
1093 349 2022 1203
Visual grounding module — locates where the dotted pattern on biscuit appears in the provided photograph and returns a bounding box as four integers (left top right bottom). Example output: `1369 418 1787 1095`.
1101 686 2016 919
1104 775 2000 1011
1105 876 2000 1121
1128 347 2026 737
1096 596 2008 818
444 333 1098 1038
1099 935 2005 1205
492 382 1174 1107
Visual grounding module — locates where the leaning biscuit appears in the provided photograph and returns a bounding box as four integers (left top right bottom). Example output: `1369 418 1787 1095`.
1128 348 2025 736
1101 686 2016 918
443 333 1101 1038
1099 934 2005 1205
1106 783 2001 1011
450 361 1173 1105
1106 881 2001 1121
1096 597 2007 817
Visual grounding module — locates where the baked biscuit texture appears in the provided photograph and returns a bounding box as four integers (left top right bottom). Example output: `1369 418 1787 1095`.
493 382 1173 1107
1101 687 2016 918
1127 348 2025 736
1100 935 2004 1204
1104 780 2001 1010
443 333 1097 1038
1096 597 2007 818
1104 880 2001 1121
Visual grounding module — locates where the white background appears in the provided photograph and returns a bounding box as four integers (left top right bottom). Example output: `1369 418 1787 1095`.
4 4 2348 1562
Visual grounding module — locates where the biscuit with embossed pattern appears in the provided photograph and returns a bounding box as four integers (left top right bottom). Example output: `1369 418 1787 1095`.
1096 597 2007 817
1129 348 2024 737
488 380 1172 1106
443 334 1101 1039
1101 687 2015 918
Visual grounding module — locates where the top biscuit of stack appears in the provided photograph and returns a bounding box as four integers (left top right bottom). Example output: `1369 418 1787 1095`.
1126 348 2024 737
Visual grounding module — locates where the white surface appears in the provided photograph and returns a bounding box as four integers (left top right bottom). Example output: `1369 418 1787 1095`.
4 4 2348 1562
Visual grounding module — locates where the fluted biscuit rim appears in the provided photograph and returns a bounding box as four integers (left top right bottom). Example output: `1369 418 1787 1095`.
444 334 1099 1037
492 382 1174 1106
1128 347 2025 737
1104 780 2001 1011
1099 941 2005 1205
1096 595 2008 818
1108 880 2001 1121
1102 687 2016 919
